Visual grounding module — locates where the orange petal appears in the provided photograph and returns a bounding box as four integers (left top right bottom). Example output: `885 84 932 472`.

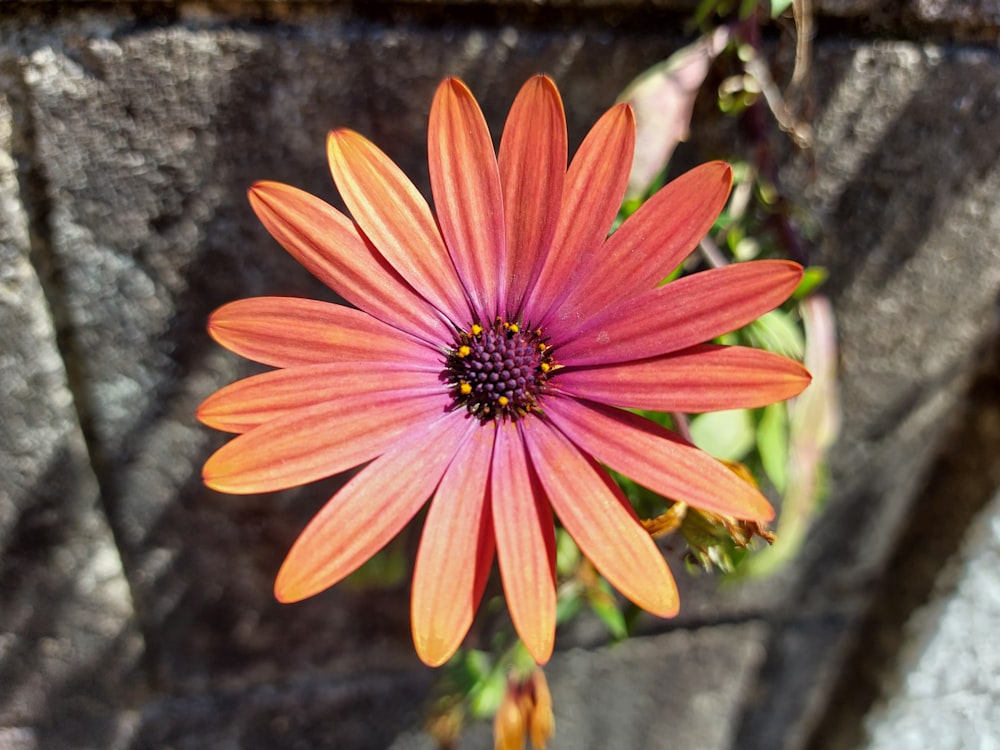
411 426 496 667
554 260 803 365
492 423 556 664
522 417 679 617
197 362 439 434
556 344 811 413
248 182 449 343
207 297 439 369
429 78 505 320
563 161 733 317
275 413 476 603
202 375 446 493
327 129 472 326
543 396 775 521
527 103 635 325
498 75 567 317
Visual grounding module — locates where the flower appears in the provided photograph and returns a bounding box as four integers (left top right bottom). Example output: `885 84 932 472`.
494 668 554 750
198 75 810 667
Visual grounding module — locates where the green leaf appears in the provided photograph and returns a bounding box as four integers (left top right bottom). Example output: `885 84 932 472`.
792 266 828 299
770 0 795 17
345 537 407 588
732 236 761 261
556 587 584 626
468 664 507 719
689 409 756 461
743 309 805 360
739 0 759 19
459 649 492 684
655 261 685 287
555 528 581 578
589 579 629 640
442 648 492 703
757 403 789 492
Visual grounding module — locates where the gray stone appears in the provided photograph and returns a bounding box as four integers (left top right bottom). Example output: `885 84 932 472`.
733 40 1000 749
908 0 1000 26
391 623 769 750
128 669 434 750
862 490 1000 750
3 5 1000 750
547 624 769 750
790 41 1000 593
0 72 143 746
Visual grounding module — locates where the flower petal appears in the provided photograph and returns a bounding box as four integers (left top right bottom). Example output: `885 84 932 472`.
207 297 440 369
248 181 449 342
553 260 803 366
526 103 635 325
429 78 506 321
411 426 496 667
197 362 441 434
327 129 472 326
202 373 447 492
542 396 774 521
275 413 476 603
561 162 733 317
522 417 679 617
492 422 556 665
555 344 811 413
498 75 567 318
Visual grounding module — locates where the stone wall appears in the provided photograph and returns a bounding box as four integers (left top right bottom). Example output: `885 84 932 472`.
1 2 999 749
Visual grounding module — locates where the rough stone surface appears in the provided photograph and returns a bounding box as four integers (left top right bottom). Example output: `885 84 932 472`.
908 0 1000 26
129 669 435 750
0 69 143 748
862 490 1000 750
391 623 769 750
789 40 1000 593
1 4 1000 750
731 39 1000 750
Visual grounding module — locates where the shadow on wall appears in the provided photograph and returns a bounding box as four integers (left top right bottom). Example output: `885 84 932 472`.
817 45 998 300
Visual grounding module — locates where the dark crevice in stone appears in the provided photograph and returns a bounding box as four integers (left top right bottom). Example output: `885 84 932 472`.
804 309 1000 750
3 51 158 691
3 58 103 469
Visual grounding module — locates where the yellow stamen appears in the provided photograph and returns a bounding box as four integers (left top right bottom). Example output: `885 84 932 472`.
459 382 472 395
457 345 471 357
507 322 520 334
498 396 509 407
540 363 550 373
471 323 483 336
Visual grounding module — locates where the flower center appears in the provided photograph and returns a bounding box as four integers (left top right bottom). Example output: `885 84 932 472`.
443 319 553 423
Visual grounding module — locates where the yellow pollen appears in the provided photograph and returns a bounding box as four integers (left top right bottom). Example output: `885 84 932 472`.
540 362 551 373
471 323 483 335
457 345 471 357
498 396 509 407
538 342 549 352
507 323 520 334
459 382 472 395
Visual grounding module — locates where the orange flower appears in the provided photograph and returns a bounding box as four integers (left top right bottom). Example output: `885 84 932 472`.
198 76 810 666
494 668 554 750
